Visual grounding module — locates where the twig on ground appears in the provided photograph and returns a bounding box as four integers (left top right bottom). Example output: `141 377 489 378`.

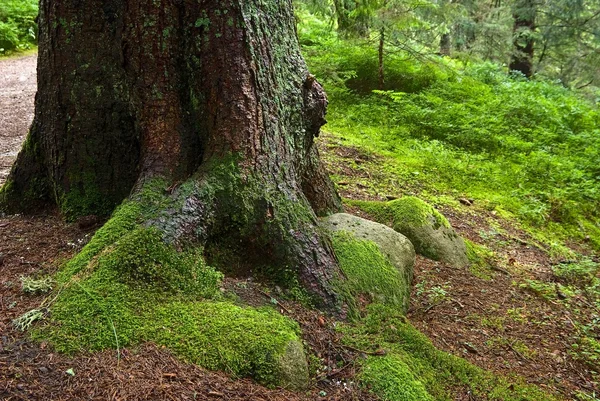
257 289 292 315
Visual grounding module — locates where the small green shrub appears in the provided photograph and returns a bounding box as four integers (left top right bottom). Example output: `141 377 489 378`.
553 259 600 287
0 0 37 53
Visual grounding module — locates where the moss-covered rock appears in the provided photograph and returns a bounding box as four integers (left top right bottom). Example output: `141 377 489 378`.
146 301 309 390
360 354 433 401
349 198 469 268
323 213 415 315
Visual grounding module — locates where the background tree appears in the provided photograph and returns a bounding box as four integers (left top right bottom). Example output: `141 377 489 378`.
509 0 536 76
0 0 347 311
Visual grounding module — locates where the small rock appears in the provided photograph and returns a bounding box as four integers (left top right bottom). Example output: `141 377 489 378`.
385 195 398 201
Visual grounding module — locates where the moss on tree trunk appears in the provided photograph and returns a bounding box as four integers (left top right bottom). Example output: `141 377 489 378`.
1 0 345 311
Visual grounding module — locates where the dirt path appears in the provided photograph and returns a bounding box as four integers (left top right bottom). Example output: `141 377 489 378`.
0 54 37 185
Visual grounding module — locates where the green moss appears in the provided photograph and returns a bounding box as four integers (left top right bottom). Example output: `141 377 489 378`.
57 179 175 282
57 200 143 281
34 265 142 353
347 197 451 231
103 227 223 296
348 197 461 262
341 304 559 401
145 301 302 387
388 197 451 230
331 231 409 318
345 199 396 223
360 355 433 401
60 185 116 222
0 132 50 213
35 172 304 387
465 239 496 279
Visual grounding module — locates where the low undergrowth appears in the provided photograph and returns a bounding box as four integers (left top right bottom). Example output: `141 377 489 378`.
13 199 563 399
522 259 600 374
299 8 600 255
0 0 37 54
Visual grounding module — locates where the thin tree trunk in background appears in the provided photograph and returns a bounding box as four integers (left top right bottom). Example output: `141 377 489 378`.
333 0 352 31
379 26 385 90
510 0 536 77
440 33 451 56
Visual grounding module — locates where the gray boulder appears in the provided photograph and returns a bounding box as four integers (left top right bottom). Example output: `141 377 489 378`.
387 197 469 268
322 213 415 313
277 340 310 390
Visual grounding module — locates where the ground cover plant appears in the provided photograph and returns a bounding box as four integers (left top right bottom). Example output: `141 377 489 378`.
298 7 600 253
296 6 600 398
0 0 37 54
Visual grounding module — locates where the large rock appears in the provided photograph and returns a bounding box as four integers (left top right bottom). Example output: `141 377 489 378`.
322 213 415 314
277 340 310 390
387 197 469 268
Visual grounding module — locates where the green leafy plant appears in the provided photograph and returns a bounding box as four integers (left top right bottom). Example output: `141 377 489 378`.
0 0 38 53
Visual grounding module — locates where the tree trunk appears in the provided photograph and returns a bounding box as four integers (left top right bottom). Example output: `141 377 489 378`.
439 33 451 56
0 0 345 311
510 0 536 77
378 27 385 90
333 0 352 32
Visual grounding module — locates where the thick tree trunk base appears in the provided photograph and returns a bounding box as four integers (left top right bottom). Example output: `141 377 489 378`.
0 0 345 311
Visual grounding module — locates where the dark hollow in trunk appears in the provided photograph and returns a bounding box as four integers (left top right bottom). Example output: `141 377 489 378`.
1 0 345 311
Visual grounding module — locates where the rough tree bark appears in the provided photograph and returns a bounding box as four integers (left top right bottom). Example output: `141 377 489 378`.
0 0 346 311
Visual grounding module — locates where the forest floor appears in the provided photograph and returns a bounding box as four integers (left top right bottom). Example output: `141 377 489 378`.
1 54 598 400
0 53 37 184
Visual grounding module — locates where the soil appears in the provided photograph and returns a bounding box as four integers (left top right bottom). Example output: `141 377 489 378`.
2 54 598 400
0 53 37 185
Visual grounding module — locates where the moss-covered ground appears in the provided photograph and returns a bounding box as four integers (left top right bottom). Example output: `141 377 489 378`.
29 182 305 389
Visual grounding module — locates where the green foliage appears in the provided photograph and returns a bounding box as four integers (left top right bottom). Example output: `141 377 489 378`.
553 259 600 287
301 14 600 250
331 231 410 317
0 0 37 53
104 227 222 296
297 8 448 95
